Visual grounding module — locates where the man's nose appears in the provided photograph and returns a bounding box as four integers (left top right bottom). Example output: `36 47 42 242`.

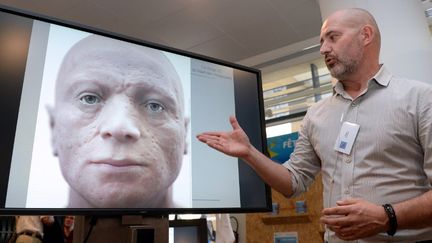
320 41 330 55
99 99 141 142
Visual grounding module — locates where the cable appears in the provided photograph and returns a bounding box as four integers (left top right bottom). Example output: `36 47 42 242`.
83 216 98 243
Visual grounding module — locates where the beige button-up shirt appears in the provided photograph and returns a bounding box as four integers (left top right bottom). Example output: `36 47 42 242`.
284 65 432 242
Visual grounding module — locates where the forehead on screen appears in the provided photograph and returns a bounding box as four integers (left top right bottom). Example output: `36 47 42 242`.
55 34 185 108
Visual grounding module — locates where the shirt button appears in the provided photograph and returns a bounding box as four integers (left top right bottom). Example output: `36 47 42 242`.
351 102 356 107
344 190 350 194
344 156 351 164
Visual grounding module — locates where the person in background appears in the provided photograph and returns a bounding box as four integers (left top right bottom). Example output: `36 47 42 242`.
197 8 432 242
62 216 74 243
42 216 64 243
13 216 54 243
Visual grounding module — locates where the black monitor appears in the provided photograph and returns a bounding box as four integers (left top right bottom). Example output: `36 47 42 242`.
0 5 271 215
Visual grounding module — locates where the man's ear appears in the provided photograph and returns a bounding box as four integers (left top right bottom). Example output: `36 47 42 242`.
47 105 58 157
361 25 374 46
183 116 190 154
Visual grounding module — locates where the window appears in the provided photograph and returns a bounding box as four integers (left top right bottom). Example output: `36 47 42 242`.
263 57 333 126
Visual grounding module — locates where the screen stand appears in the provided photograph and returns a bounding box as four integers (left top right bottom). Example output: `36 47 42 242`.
74 215 169 243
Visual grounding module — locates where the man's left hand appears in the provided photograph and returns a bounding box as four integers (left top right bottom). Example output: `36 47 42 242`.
320 198 388 241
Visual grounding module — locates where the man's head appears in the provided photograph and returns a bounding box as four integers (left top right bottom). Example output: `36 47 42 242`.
48 35 189 208
320 8 381 80
63 216 75 229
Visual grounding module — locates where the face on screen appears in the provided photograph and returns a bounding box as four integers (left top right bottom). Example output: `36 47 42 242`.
48 35 188 208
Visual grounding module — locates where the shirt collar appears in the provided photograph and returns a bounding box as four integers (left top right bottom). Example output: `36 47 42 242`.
332 64 392 96
372 64 392 87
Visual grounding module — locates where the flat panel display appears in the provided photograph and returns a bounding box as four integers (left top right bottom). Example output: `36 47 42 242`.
0 5 270 215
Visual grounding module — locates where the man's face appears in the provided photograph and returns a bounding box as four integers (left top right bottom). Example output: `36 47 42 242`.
319 17 364 80
64 216 74 228
50 37 187 208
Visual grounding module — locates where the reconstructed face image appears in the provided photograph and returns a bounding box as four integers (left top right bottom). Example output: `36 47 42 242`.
48 35 189 208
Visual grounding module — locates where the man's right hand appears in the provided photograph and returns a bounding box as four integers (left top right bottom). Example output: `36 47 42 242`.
198 115 295 198
196 116 252 159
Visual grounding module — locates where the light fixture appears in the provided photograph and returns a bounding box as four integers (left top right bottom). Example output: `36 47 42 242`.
426 8 432 18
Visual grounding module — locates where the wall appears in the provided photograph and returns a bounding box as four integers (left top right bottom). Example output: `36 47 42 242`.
246 174 324 243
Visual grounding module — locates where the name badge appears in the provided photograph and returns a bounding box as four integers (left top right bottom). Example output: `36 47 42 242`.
334 121 360 154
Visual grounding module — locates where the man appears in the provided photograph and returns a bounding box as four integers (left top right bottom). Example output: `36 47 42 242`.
197 8 432 242
48 34 189 208
62 216 74 243
14 216 54 243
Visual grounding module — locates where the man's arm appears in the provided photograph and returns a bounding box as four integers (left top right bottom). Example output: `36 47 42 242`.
393 190 432 229
196 116 294 197
242 144 295 197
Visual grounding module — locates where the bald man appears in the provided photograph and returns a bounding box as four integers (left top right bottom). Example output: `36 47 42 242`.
48 35 189 208
197 8 432 242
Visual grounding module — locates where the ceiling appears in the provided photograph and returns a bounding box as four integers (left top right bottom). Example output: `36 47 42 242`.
0 0 323 64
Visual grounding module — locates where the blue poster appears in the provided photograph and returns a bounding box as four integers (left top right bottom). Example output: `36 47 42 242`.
267 132 299 164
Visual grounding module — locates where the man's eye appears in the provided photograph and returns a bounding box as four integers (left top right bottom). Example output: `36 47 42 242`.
145 101 165 113
79 94 101 105
329 35 338 42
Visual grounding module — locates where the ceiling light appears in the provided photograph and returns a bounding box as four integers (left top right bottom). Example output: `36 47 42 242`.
426 8 432 18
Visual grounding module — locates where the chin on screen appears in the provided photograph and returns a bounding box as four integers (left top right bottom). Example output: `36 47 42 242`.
0 5 271 215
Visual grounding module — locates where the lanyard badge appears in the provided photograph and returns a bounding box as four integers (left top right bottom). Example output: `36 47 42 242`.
334 121 360 155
